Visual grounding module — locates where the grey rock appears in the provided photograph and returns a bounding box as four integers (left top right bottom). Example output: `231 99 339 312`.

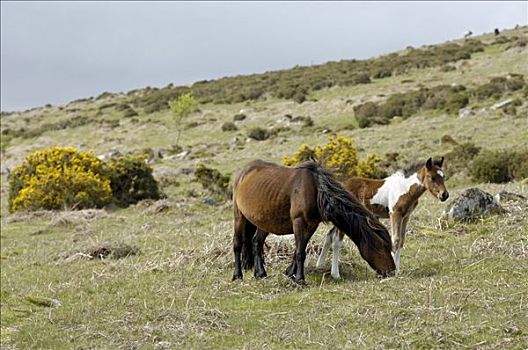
495 191 528 204
491 99 514 110
444 188 506 221
202 198 215 206
458 107 474 118
167 150 190 160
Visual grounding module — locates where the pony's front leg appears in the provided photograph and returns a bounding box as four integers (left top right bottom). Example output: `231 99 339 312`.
390 212 404 275
316 227 334 269
292 218 316 285
253 229 268 278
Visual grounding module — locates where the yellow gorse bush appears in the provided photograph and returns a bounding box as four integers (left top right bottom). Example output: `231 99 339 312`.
283 135 384 179
8 147 112 212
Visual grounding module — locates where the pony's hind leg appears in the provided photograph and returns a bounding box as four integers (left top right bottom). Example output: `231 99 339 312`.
242 220 257 270
233 208 256 280
316 227 334 269
253 228 268 278
232 212 246 280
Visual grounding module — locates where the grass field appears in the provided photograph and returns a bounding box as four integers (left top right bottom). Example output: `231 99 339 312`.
1 28 527 349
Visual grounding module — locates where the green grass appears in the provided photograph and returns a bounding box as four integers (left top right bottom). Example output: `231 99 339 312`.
1 27 528 349
1 188 527 348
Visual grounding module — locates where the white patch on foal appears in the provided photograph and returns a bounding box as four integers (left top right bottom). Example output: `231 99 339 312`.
437 170 445 178
370 171 422 213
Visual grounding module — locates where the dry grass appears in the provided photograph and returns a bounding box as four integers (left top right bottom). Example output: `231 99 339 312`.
1 28 528 349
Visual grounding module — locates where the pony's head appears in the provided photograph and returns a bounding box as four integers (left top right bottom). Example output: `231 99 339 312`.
357 218 396 277
420 157 449 202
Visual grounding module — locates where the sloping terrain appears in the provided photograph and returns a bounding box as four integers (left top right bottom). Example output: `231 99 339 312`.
1 27 527 349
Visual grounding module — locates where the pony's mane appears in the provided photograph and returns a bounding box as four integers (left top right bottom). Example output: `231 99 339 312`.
297 161 391 249
402 158 443 177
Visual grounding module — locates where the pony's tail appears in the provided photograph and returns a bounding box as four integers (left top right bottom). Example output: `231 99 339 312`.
299 161 391 249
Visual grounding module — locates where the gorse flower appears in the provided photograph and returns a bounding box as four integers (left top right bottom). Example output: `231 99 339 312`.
9 147 112 212
283 136 383 180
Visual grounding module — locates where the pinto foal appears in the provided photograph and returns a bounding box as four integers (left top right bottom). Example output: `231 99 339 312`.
316 157 449 277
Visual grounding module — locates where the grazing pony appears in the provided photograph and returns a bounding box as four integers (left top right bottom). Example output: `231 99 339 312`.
232 160 395 284
316 157 448 278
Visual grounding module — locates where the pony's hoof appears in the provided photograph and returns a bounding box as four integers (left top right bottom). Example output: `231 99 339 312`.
232 274 243 281
284 267 296 277
254 271 267 279
294 278 307 286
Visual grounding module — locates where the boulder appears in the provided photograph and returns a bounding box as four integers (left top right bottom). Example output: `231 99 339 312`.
494 191 528 204
444 188 505 221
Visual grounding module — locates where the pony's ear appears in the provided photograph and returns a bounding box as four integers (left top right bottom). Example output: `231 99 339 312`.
438 156 444 167
426 157 433 170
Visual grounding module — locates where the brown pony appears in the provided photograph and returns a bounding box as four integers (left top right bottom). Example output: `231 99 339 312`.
317 157 449 278
232 159 395 284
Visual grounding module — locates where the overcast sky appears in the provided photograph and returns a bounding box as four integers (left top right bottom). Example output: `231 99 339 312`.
1 1 527 111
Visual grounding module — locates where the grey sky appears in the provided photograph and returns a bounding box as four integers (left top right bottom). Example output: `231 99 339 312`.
1 1 527 112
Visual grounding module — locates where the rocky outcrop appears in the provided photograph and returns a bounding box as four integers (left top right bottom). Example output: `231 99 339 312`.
445 188 506 221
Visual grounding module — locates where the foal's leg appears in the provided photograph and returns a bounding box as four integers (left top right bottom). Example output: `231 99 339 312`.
390 212 404 275
253 228 268 278
394 214 411 273
331 230 344 279
316 227 334 269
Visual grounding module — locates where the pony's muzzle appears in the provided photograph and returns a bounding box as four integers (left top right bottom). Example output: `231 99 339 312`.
439 191 449 202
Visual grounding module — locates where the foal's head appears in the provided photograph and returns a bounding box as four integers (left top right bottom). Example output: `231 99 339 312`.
420 157 449 202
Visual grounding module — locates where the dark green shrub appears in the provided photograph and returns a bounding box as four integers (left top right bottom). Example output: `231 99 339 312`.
352 72 371 84
505 75 525 91
96 92 114 100
269 126 291 136
492 36 512 45
472 76 523 101
510 152 528 180
293 90 308 104
122 106 138 118
444 142 481 175
372 67 392 79
503 104 517 116
356 115 372 129
221 122 238 131
440 65 456 72
186 121 200 129
470 150 520 183
445 92 469 113
194 164 231 199
248 127 270 141
108 155 162 207
354 102 379 119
